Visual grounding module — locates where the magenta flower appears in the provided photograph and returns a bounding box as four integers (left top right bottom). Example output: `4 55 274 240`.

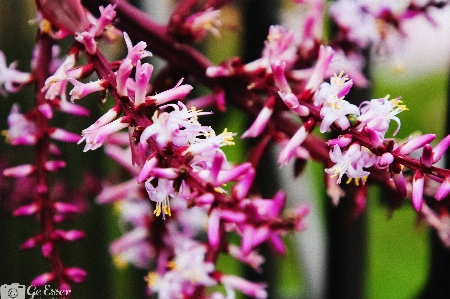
133 60 153 106
68 78 107 102
123 32 152 64
412 170 424 211
278 126 309 165
140 102 207 150
78 117 131 151
110 227 153 268
220 275 267 299
146 78 193 106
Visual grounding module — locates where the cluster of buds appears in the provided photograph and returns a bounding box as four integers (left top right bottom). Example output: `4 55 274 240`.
1 44 88 287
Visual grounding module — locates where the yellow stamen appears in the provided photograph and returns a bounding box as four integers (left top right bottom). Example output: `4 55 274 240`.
113 255 128 269
167 260 176 270
153 204 162 217
332 71 349 86
153 198 172 218
113 202 123 214
1 130 11 143
145 272 159 288
220 128 235 146
40 19 53 34
345 176 368 186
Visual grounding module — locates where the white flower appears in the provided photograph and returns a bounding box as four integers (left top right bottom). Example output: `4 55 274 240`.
325 143 375 184
320 96 359 133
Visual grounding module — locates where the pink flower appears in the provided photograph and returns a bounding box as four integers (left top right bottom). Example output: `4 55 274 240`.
139 102 221 153
220 275 267 299
304 45 335 93
358 96 408 137
78 117 131 151
92 4 117 35
68 78 107 102
145 178 175 219
75 31 97 54
133 61 153 106
325 143 374 185
3 104 37 145
314 71 353 107
0 51 32 95
110 227 153 268
244 25 297 72
184 8 221 41
123 32 152 64
278 126 309 165
412 170 424 211
146 78 193 106
42 53 76 101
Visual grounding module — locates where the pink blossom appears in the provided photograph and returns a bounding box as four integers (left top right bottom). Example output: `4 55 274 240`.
123 32 152 64
325 143 374 185
75 31 97 54
378 152 394 167
304 45 335 93
432 134 450 164
145 178 174 219
412 170 424 211
278 126 309 165
78 117 131 151
68 78 107 101
3 104 36 145
319 93 359 133
31 272 55 286
115 59 133 96
314 71 353 107
397 134 436 155
92 4 117 35
133 60 153 106
42 53 76 101
49 127 82 143
436 178 450 201
146 78 193 106
220 275 267 299
64 267 87 283
3 164 36 178
358 96 408 137
0 51 32 95
184 8 222 41
208 209 221 249
110 227 153 268
244 25 297 72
